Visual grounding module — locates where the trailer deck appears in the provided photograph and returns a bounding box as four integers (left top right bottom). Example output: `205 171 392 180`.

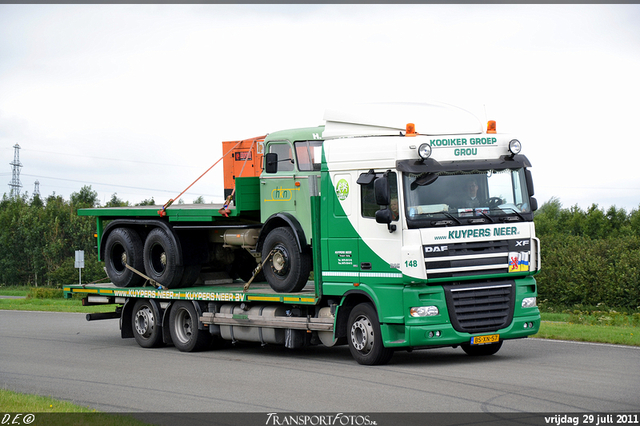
64 281 320 305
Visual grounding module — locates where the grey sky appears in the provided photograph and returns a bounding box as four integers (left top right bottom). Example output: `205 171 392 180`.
1 5 639 211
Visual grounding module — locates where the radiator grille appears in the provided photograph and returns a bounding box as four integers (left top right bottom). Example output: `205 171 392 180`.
443 281 515 334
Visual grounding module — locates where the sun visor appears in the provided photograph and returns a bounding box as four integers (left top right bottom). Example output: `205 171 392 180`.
323 102 483 139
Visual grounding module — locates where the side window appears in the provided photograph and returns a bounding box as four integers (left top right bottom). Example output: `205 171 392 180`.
360 171 398 221
294 140 323 171
269 142 294 172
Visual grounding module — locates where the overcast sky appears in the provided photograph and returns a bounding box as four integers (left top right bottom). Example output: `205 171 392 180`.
1 4 639 212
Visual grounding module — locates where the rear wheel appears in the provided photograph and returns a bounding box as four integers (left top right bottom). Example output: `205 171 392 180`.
169 301 212 352
132 299 164 348
262 227 311 293
347 303 393 365
143 228 184 289
461 340 503 356
104 228 144 288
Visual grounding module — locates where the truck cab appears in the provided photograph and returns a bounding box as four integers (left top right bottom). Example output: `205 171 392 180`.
315 102 541 360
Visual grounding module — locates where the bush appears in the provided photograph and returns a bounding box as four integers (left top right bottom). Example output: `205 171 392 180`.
535 199 640 309
27 287 64 299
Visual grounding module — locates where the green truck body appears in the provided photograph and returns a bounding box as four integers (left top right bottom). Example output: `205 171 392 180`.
66 103 541 365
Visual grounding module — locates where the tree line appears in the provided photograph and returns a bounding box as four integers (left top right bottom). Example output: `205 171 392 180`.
0 187 149 287
534 198 640 309
1 188 639 309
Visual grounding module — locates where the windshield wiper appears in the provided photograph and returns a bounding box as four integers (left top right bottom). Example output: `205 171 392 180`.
476 210 495 223
497 207 525 222
439 211 462 225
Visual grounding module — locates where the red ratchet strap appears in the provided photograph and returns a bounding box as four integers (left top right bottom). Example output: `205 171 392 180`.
158 140 243 217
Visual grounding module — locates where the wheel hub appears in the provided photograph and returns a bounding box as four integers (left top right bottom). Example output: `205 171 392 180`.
174 308 194 344
271 244 290 276
134 307 154 338
272 251 286 272
350 316 374 353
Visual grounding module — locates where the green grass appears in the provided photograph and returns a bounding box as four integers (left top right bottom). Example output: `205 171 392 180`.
538 310 640 346
537 320 638 346
0 286 110 313
0 389 150 425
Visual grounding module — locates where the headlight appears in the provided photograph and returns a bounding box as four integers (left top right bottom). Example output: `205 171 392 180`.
418 143 432 159
410 306 439 317
522 297 537 308
509 139 522 155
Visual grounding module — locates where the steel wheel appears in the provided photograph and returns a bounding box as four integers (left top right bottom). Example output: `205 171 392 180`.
347 303 393 365
132 299 163 348
169 301 212 352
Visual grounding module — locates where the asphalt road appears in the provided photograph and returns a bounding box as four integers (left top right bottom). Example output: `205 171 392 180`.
1 310 639 422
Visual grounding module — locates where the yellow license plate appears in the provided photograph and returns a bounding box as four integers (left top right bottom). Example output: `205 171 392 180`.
471 334 500 345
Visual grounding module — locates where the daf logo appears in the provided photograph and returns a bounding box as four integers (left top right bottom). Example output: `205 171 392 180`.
515 240 530 247
425 246 448 253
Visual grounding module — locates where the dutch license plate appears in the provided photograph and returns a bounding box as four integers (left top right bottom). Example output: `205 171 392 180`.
470 334 500 345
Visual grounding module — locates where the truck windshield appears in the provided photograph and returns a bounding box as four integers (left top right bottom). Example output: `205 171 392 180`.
402 168 533 228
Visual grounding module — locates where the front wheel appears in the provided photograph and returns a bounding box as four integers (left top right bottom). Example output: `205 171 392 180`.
132 299 164 348
262 227 311 293
461 340 503 356
169 301 212 352
347 303 393 365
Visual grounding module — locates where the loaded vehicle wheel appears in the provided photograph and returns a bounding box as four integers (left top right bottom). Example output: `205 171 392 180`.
262 227 311 293
347 303 394 365
132 299 164 348
461 340 503 356
177 265 201 288
169 301 212 352
104 227 145 288
143 228 184 289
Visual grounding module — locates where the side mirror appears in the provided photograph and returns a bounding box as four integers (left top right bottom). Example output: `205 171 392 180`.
376 208 397 233
265 153 278 174
374 175 390 206
375 208 392 224
530 196 538 212
525 169 535 196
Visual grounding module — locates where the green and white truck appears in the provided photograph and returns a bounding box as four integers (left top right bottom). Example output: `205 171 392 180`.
66 102 541 365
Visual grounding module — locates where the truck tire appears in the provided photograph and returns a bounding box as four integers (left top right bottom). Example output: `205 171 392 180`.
143 228 184 289
262 227 311 293
169 301 211 352
461 340 503 356
347 303 393 365
132 299 163 348
104 227 145 288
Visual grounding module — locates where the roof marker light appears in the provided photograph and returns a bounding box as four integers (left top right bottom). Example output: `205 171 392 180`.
406 123 417 137
487 120 497 134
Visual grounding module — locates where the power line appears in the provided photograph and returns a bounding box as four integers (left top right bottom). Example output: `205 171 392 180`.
18 146 202 169
21 173 222 198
